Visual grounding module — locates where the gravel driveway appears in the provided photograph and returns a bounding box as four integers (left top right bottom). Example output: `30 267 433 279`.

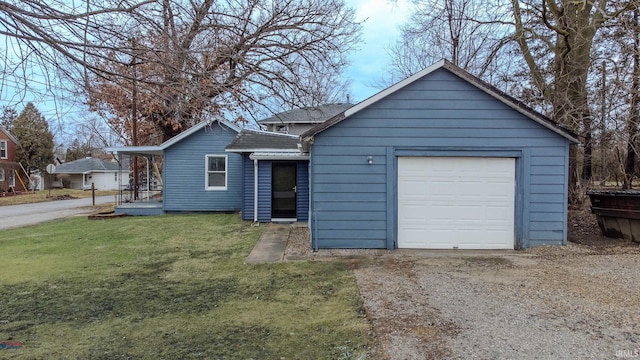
285 206 640 359
351 245 640 359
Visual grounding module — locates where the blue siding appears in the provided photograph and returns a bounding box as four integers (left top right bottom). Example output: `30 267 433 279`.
257 161 272 221
241 155 254 220
310 68 571 249
296 161 309 221
163 123 242 212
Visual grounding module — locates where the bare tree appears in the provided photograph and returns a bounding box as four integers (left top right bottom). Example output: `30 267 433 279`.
510 0 635 201
85 0 361 143
1 0 360 145
385 0 513 84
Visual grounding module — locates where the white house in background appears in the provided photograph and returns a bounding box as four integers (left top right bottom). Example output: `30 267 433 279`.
52 157 129 190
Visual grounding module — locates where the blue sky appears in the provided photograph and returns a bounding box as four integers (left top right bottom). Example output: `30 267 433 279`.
0 0 412 132
345 0 411 102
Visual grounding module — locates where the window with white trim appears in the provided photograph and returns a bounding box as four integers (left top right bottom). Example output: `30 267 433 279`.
205 155 227 190
0 168 4 182
8 170 14 187
0 140 7 159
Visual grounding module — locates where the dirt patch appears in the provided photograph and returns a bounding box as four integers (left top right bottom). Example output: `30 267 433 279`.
50 194 78 201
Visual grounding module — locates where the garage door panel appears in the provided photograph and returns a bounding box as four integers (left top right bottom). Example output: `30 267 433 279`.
398 157 515 249
400 179 428 197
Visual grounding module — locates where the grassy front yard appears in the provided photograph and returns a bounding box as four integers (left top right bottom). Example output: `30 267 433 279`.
0 214 373 359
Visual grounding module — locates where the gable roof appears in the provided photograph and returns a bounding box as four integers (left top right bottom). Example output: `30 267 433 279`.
106 117 241 155
226 129 300 152
258 103 353 125
161 117 241 149
302 59 580 143
0 126 19 145
53 157 120 174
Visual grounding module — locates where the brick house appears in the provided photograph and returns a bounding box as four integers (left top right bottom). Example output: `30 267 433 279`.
0 126 29 192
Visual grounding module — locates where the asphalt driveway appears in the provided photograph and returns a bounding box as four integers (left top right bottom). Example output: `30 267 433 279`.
0 195 116 230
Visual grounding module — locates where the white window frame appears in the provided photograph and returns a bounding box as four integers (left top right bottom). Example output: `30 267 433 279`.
0 140 7 159
205 154 227 190
0 168 4 182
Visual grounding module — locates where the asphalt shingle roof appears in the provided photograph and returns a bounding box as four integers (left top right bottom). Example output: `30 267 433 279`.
225 130 299 151
53 157 120 174
257 103 353 125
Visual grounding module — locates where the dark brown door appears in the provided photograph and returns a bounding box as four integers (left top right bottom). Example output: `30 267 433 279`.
272 163 297 219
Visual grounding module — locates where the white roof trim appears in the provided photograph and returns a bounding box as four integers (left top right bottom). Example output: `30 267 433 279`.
84 170 128 173
344 59 446 118
105 118 242 155
249 152 309 160
305 59 578 144
227 148 300 153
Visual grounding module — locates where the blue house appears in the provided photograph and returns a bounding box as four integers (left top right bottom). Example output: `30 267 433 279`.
109 59 579 250
302 59 579 250
109 120 245 215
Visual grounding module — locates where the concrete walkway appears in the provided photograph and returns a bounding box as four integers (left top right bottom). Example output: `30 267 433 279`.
245 223 291 264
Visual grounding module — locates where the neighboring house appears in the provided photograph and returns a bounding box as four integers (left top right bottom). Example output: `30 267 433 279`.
109 59 579 250
52 157 129 190
258 103 352 135
0 126 29 192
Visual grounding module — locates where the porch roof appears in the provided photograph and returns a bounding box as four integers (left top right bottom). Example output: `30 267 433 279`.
249 151 309 160
105 146 163 156
225 129 300 152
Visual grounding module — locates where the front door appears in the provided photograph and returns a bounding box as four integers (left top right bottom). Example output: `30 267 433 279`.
272 163 297 219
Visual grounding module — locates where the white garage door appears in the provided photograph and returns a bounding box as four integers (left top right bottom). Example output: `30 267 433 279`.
398 157 515 249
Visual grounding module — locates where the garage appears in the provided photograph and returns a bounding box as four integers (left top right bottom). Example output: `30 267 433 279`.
397 157 515 249
303 60 579 250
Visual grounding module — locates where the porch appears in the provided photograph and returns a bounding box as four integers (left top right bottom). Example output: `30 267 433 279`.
107 146 164 216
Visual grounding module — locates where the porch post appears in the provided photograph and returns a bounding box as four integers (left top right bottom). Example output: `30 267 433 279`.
254 158 258 222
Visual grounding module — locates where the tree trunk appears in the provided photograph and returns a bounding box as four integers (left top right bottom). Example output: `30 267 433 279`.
550 2 597 202
624 8 640 189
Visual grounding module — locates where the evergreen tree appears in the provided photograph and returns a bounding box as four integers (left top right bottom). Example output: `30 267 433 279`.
65 138 93 162
13 103 54 174
0 106 18 132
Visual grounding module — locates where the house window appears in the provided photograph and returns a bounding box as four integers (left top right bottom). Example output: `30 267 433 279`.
0 140 7 159
0 168 4 182
275 125 288 133
8 170 14 188
205 155 227 190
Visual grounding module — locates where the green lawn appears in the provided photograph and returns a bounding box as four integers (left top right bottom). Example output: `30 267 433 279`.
0 214 373 359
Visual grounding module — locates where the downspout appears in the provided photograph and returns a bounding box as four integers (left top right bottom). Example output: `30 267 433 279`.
313 213 318 252
308 142 318 252
254 158 258 222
